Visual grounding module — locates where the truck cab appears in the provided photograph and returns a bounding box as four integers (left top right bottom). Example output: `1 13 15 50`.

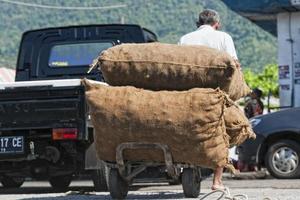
0 24 157 190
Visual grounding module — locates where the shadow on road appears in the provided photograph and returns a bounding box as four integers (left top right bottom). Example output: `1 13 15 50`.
0 182 204 199
0 183 174 194
0 186 95 194
14 192 206 200
0 185 206 200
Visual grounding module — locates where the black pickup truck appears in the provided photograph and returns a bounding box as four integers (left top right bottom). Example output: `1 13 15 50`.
0 24 157 190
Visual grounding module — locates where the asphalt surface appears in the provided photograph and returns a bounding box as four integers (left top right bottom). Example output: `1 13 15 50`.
1 177 300 200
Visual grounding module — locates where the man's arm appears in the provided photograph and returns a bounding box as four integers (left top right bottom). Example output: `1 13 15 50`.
224 34 238 59
223 34 240 68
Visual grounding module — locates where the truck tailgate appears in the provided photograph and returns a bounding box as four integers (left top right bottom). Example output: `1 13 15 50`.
0 79 86 139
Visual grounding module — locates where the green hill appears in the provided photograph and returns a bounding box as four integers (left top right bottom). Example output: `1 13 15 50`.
0 0 277 71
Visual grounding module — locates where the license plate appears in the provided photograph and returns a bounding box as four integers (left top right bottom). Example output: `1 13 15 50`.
0 136 24 154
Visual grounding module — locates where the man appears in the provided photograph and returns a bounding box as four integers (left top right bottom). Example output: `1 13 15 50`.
179 9 239 191
179 9 240 67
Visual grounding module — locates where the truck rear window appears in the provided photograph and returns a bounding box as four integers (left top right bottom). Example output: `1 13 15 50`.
48 42 113 67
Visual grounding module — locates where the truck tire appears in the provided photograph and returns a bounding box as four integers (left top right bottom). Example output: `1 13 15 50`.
92 164 109 191
108 168 129 199
1 176 24 188
265 140 300 179
182 168 201 198
49 174 72 191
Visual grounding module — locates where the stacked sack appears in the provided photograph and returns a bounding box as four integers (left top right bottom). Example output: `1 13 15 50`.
84 43 256 170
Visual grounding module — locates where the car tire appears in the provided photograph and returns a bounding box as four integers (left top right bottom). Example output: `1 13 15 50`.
1 176 24 188
265 140 300 179
92 163 109 192
49 174 72 191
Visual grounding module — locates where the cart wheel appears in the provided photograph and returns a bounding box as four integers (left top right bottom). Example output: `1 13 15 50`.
182 168 201 198
108 168 129 199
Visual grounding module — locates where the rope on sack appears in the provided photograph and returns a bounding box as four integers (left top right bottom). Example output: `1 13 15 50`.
199 187 248 200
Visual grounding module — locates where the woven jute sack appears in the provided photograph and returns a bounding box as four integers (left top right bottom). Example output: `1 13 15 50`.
95 43 250 101
83 79 231 169
224 104 256 147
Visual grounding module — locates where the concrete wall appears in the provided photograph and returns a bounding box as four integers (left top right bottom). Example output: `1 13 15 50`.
277 12 300 107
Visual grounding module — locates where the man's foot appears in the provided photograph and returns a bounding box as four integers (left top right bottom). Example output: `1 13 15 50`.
211 184 225 191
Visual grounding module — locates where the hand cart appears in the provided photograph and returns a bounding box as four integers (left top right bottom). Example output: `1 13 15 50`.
104 142 202 199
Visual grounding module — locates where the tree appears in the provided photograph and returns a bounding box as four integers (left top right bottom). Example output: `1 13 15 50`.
244 64 279 97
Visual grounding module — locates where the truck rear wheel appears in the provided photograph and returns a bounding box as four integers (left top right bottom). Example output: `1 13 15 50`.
1 176 24 188
182 167 201 198
92 164 109 191
49 174 72 191
108 168 129 199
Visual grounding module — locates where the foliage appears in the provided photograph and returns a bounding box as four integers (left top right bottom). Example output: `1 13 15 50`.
0 0 277 70
244 64 279 97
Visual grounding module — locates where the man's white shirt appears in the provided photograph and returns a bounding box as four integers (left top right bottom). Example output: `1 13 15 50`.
179 25 238 60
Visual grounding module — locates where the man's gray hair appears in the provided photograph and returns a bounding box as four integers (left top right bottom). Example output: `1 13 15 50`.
196 9 220 27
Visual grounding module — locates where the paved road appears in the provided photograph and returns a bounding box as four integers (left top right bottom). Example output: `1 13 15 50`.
1 178 300 200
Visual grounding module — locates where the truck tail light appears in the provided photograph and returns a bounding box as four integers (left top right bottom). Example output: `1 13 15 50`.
52 128 78 140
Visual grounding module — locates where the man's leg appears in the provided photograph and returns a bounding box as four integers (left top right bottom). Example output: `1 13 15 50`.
212 166 224 190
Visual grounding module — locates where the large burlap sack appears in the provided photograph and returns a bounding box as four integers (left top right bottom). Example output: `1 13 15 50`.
95 43 250 101
83 79 231 169
224 104 256 147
